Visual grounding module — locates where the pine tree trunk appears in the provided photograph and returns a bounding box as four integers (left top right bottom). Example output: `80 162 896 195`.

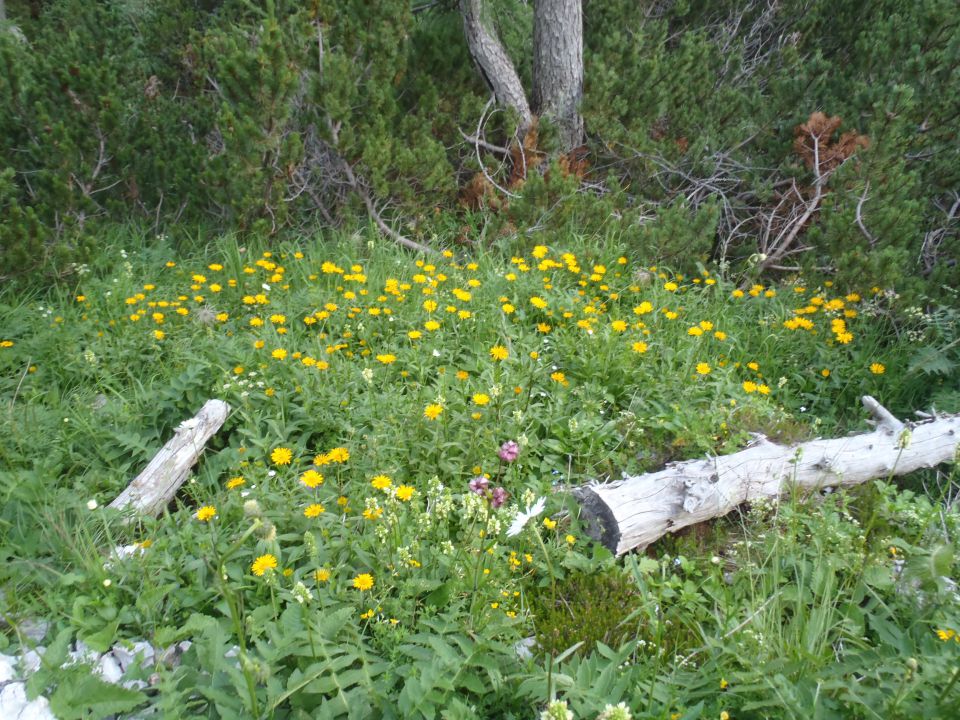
533 0 583 152
459 0 533 137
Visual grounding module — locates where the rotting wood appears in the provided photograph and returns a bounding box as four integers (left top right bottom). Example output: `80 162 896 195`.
109 399 230 516
573 396 959 555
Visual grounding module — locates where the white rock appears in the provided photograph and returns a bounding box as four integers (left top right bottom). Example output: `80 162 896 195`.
21 648 44 674
0 682 56 720
67 640 99 666
20 620 49 643
97 653 123 684
514 636 537 661
112 641 155 672
0 653 17 682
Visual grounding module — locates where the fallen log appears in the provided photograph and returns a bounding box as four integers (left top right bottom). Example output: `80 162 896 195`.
573 396 959 555
109 399 230 516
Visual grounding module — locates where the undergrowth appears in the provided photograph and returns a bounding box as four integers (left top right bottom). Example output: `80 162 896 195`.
0 226 958 718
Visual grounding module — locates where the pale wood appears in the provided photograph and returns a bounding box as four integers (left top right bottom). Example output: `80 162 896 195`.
109 400 230 516
574 397 960 555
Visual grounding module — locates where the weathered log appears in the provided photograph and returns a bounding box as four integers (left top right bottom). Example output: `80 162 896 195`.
109 399 230 516
574 396 959 555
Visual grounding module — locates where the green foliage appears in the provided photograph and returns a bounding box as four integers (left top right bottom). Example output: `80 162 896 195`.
1 229 958 717
583 0 960 294
2 0 958 296
530 567 642 657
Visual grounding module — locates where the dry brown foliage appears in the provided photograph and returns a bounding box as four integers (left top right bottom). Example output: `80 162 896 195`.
508 122 544 188
793 112 869 173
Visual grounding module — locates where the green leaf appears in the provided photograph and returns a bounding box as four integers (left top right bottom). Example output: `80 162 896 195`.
81 619 119 654
49 674 146 720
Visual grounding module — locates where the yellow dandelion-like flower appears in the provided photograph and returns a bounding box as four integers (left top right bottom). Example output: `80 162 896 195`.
550 371 569 386
327 447 350 463
226 476 245 490
153 330 165 340
424 320 441 331
376 353 397 364
757 384 771 395
632 341 648 354
696 362 711 375
371 474 392 491
870 363 885 375
396 485 415 502
352 573 374 591
195 506 216 522
315 568 331 582
270 447 293 465
489 345 509 361
272 348 287 360
543 517 557 530
424 403 443 420
251 554 278 576
472 393 491 406
611 320 628 332
304 503 325 518
300 469 324 488
742 381 758 393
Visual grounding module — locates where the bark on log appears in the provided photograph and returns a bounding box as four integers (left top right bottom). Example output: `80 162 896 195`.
109 400 230 516
574 396 960 555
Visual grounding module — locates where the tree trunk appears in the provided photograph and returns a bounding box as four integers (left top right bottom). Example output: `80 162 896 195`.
573 396 960 555
533 0 583 152
459 0 533 138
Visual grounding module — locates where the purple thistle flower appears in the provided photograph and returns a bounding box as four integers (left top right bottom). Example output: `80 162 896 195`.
491 486 508 508
468 476 489 495
498 440 520 463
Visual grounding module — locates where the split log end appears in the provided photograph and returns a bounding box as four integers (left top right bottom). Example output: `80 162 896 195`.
571 485 621 553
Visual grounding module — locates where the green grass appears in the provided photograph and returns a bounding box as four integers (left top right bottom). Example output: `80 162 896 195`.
0 226 958 719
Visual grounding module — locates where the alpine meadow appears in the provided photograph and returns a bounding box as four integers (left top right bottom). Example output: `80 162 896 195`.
1 1 959 719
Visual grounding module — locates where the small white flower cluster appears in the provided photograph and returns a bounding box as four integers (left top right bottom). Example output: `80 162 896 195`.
397 545 417 567
291 581 313 605
220 371 265 398
424 476 453 522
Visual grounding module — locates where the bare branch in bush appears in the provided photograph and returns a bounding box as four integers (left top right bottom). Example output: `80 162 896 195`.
324 118 437 255
921 192 960 275
856 182 878 247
